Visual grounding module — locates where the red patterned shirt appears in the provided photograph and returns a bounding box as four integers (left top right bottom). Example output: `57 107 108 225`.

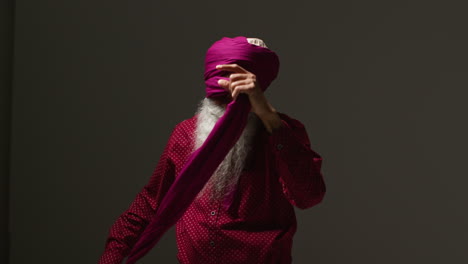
98 112 326 264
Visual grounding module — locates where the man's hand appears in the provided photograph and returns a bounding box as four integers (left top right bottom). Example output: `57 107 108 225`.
216 64 283 134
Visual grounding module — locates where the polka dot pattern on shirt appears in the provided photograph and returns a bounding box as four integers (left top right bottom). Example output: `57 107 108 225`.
98 112 326 264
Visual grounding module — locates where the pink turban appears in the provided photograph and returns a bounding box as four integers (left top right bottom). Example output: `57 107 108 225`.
126 36 280 264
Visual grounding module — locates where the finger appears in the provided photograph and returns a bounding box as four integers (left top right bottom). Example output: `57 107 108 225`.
217 79 230 90
228 73 250 82
215 64 248 73
232 85 252 100
230 79 250 89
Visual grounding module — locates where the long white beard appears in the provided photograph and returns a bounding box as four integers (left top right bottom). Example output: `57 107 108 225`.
194 97 261 202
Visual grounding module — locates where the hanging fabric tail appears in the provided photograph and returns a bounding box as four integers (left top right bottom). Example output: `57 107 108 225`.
126 95 251 264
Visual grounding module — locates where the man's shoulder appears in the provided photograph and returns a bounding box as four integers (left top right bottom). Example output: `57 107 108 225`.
276 111 306 129
165 115 197 152
172 114 198 136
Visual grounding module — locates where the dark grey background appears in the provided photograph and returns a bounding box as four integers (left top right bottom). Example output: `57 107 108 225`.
2 0 467 263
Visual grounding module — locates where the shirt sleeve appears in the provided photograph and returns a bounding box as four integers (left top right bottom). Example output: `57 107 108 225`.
268 112 326 210
97 125 181 264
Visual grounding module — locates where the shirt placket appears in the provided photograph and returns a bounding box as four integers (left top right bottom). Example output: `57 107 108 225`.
207 198 222 263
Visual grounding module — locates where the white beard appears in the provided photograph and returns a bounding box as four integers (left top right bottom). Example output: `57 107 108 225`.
194 97 261 202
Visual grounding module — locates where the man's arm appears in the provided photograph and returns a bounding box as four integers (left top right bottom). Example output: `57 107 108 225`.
267 112 326 210
98 125 180 264
209 63 325 209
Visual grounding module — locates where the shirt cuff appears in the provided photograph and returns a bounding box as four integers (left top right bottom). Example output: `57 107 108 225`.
98 250 124 264
267 118 306 158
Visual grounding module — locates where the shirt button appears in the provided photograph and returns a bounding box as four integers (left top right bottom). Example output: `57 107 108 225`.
276 143 283 150
210 240 215 247
210 211 216 216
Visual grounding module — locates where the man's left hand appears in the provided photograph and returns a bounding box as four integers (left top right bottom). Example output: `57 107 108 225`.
216 64 282 134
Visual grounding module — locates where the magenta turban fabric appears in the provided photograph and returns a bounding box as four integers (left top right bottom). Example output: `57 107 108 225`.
125 36 279 264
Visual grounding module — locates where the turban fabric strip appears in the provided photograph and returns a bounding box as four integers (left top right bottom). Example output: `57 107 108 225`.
125 36 280 264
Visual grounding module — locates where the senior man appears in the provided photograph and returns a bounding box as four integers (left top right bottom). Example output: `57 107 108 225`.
98 36 326 264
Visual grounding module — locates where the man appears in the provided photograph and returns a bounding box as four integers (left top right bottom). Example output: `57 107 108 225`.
98 37 326 264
